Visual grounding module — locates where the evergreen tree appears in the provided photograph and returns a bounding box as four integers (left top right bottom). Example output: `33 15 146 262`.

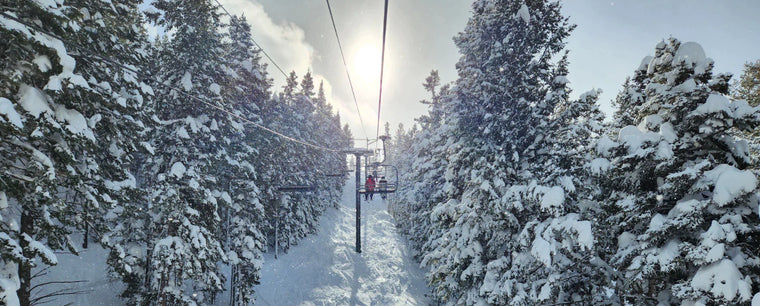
300 71 315 100
1 0 153 303
219 14 271 305
598 38 760 304
733 59 760 106
141 0 232 302
732 60 760 162
412 0 576 303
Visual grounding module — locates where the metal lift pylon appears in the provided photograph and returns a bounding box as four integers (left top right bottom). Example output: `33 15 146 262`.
340 148 373 253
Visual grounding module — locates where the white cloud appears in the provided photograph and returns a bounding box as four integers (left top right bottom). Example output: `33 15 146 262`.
218 0 371 138
314 74 365 134
219 0 314 89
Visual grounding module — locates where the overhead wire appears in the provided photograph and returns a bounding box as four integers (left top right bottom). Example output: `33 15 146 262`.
324 0 369 140
376 0 390 141
0 11 340 153
211 0 288 79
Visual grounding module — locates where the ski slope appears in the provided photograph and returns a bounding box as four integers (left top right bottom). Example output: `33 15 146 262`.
254 177 431 305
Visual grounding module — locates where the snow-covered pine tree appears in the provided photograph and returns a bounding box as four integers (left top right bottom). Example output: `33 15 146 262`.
1 4 87 304
255 70 337 256
415 0 575 304
1 0 153 303
342 122 354 149
479 52 611 304
219 14 270 305
613 57 652 129
731 60 760 163
392 70 452 256
58 0 158 303
733 59 760 107
142 0 234 302
61 0 155 250
313 81 347 207
597 38 760 304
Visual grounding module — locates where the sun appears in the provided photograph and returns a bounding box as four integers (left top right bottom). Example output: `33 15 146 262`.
352 44 381 84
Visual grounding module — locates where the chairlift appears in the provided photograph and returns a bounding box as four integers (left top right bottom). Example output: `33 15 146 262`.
358 162 398 197
356 134 398 197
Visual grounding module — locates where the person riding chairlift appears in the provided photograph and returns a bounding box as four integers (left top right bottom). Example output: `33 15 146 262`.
378 176 388 200
364 175 375 201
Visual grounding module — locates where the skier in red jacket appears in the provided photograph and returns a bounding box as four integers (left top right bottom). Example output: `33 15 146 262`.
364 175 375 201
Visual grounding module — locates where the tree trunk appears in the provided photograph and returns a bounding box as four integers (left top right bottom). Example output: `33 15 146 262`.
18 210 34 306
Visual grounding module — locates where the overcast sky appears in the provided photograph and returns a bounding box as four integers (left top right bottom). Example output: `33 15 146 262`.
217 0 760 145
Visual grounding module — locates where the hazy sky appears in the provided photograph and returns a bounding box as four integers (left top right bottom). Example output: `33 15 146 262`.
217 0 760 145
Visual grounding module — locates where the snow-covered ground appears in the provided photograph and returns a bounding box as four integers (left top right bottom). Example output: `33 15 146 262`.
34 237 124 306
254 177 431 305
30 177 429 305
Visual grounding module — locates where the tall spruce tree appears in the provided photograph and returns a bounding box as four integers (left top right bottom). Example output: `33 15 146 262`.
733 60 760 107
142 0 233 302
598 38 760 304
1 0 153 303
413 0 577 304
218 14 271 305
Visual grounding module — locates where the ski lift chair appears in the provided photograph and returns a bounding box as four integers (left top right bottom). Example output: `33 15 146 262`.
357 163 398 198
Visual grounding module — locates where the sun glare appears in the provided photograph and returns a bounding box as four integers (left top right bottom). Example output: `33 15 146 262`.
353 44 381 84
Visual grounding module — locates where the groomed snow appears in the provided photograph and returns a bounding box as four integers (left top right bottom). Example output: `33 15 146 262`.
254 176 431 305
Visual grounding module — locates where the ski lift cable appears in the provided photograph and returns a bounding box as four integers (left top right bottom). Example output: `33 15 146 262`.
375 0 389 141
212 0 288 79
324 0 369 140
0 11 340 153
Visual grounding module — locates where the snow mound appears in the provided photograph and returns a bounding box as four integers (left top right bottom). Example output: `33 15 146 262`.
674 41 706 67
170 162 187 178
595 136 616 157
209 83 221 95
730 99 757 118
693 94 731 116
704 243 725 263
54 104 95 141
531 236 552 267
659 122 677 143
18 84 52 117
515 4 530 24
638 55 653 71
180 71 193 91
560 214 593 250
553 75 569 85
691 259 752 302
0 191 7 209
539 186 564 210
33 55 52 73
618 125 660 156
701 165 757 206
0 97 23 129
